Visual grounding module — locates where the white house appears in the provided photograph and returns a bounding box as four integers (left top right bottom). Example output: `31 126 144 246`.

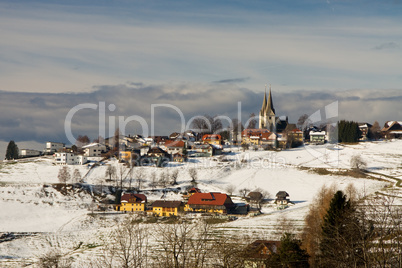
82 143 106 157
44 141 65 154
19 149 41 157
54 152 87 165
309 131 326 145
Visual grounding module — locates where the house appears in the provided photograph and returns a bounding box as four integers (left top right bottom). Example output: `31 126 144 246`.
286 128 303 146
44 141 65 154
260 132 276 147
172 152 186 162
152 200 184 217
186 192 234 214
244 240 281 268
202 134 222 145
275 191 290 205
358 123 373 140
381 121 402 139
147 147 170 159
54 152 87 165
190 144 213 157
241 129 271 145
82 143 106 157
169 132 181 140
19 149 41 158
119 193 147 212
162 140 187 155
309 131 326 145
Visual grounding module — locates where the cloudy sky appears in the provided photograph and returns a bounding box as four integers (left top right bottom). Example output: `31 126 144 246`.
0 0 401 156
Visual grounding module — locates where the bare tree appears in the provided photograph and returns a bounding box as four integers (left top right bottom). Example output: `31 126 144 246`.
72 168 82 183
76 135 90 148
98 216 149 268
350 154 367 171
105 165 116 183
170 169 179 185
238 188 250 198
188 168 198 185
368 121 381 140
297 114 310 130
247 113 257 129
225 184 236 196
148 171 158 189
135 167 146 190
301 184 336 266
191 115 222 134
38 249 72 268
153 220 212 268
158 171 168 188
58 166 71 185
211 235 249 268
116 163 129 190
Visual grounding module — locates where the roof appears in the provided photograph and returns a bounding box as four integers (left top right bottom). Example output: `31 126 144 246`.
245 240 281 258
276 191 289 198
187 192 234 207
121 193 147 203
152 200 183 208
242 129 271 137
82 143 105 148
188 187 201 193
202 134 222 141
147 147 169 155
309 131 326 136
382 121 402 132
165 140 186 148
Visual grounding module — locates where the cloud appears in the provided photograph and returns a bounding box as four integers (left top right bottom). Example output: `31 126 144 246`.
0 83 400 153
213 77 250 84
373 42 399 50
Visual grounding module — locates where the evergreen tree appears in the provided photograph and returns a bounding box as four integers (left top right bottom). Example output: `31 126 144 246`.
5 140 19 160
319 191 362 267
338 120 361 143
267 233 309 267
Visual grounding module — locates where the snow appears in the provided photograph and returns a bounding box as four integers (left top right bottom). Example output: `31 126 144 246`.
0 140 401 266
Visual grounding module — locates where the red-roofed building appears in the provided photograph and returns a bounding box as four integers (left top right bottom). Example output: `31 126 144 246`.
186 192 234 214
163 140 187 155
202 134 222 145
120 193 147 212
241 129 272 145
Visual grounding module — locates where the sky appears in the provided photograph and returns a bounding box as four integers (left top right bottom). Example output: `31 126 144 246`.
0 0 402 156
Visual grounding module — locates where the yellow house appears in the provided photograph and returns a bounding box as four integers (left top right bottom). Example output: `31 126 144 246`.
152 200 184 217
120 193 147 212
202 134 222 146
119 151 132 162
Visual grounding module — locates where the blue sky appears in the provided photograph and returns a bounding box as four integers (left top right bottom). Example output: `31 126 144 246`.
0 0 401 154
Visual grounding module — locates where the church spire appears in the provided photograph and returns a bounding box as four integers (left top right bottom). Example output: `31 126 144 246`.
261 84 268 113
266 84 275 115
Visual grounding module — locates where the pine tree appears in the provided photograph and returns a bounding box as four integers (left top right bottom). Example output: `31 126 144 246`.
319 191 362 267
5 140 19 160
269 233 309 267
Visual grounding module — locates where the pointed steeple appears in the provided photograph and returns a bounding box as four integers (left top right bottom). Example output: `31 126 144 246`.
261 84 268 113
266 84 275 115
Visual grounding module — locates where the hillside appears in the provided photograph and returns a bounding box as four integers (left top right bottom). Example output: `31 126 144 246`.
0 140 401 266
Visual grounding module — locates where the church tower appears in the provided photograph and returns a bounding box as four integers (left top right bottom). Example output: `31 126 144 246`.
259 85 276 131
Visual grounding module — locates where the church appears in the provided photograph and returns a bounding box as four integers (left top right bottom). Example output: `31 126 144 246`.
259 85 288 133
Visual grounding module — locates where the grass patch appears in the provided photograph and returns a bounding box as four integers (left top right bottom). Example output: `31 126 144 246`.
144 217 158 224
85 243 101 249
204 217 230 224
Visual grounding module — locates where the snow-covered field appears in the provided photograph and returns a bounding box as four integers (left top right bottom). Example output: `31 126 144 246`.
0 140 401 266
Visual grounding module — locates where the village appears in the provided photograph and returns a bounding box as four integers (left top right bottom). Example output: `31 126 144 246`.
1 88 402 267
